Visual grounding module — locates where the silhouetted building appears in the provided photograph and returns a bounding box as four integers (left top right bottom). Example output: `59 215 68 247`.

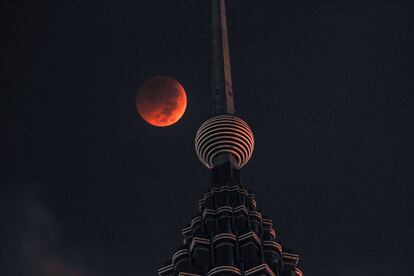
159 1 302 275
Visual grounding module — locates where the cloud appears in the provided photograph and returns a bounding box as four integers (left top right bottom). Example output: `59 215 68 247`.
0 185 95 276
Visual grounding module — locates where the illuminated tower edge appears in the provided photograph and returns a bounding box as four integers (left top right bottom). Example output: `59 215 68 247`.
158 1 303 275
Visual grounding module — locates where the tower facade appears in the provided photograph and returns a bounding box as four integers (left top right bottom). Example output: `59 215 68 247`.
159 1 302 275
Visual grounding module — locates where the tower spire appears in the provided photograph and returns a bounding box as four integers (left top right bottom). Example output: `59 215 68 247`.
211 0 234 115
159 2 302 275
195 0 254 186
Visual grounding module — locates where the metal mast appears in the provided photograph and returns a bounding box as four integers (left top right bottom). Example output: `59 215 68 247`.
195 0 255 186
211 0 234 115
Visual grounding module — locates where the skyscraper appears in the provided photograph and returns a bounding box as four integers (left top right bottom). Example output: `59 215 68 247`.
159 1 302 275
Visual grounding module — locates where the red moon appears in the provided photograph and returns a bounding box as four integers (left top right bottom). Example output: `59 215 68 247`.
136 76 187 127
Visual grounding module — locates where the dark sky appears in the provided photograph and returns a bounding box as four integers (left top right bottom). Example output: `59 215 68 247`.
1 0 413 275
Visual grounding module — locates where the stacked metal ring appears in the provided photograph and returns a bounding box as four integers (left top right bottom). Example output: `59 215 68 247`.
195 114 254 169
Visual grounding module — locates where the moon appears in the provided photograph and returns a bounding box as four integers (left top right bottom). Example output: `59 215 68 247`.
136 76 187 127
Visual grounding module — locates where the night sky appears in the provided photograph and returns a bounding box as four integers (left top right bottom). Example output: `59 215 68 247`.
1 0 413 275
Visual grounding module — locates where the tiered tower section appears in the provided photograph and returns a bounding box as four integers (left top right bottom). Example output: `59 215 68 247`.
158 184 303 276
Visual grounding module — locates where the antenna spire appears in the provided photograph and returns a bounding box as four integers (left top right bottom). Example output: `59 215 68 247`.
195 0 254 186
211 0 234 115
